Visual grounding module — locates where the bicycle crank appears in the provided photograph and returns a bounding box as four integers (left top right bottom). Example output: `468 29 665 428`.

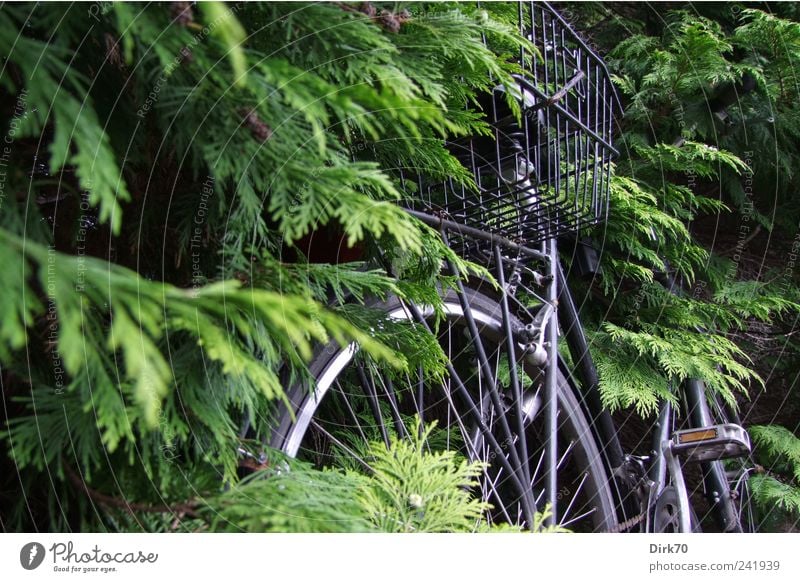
651 486 699 533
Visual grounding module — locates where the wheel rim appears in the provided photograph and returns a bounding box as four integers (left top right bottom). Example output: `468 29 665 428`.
277 297 617 532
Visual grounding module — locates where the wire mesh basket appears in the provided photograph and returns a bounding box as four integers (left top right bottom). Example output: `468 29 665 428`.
405 2 619 249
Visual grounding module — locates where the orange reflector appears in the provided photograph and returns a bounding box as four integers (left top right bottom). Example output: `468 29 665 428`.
678 428 719 444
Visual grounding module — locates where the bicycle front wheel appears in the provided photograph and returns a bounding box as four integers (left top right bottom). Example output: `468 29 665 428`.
270 286 619 532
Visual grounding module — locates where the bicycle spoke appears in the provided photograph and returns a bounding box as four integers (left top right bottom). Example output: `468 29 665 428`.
309 419 373 473
480 460 518 524
281 286 617 534
530 444 547 489
557 440 576 470
494 245 534 495
268 0 624 532
375 372 408 440
446 263 536 525
560 471 589 525
417 365 425 439
403 298 534 518
356 364 391 447
560 507 597 529
334 379 368 445
440 389 518 524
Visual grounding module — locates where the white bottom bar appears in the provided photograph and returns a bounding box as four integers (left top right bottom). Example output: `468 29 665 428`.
1 533 797 581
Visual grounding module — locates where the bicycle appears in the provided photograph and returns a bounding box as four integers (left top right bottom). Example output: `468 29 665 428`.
265 2 754 533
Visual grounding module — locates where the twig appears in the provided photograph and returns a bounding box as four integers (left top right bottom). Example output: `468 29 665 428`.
333 2 410 33
717 224 763 257
64 463 199 518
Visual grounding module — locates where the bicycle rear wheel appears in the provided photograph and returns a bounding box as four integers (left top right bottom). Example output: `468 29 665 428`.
270 286 618 532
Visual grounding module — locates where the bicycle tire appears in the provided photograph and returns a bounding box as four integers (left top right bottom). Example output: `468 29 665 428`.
270 286 619 532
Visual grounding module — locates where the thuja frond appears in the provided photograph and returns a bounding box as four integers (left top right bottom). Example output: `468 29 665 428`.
749 474 800 519
203 460 371 533
0 228 404 435
251 257 401 305
343 307 450 384
357 419 488 533
0 9 130 233
601 322 758 408
751 425 800 483
197 1 248 86
714 280 800 322
733 9 800 101
599 173 710 289
525 504 572 534
632 141 747 178
743 424 800 527
592 343 674 417
197 420 521 533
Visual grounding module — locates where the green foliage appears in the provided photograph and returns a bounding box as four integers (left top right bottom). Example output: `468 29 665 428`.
605 4 800 227
592 344 672 417
748 425 800 524
0 9 131 233
357 420 488 532
1 228 402 486
733 9 800 102
204 460 372 533
0 1 524 532
561 6 800 428
751 425 800 483
749 474 800 520
129 422 561 533
569 4 800 530
596 322 757 415
2 0 799 534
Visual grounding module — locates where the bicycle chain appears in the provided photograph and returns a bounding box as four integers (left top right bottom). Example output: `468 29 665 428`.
601 457 650 533
604 509 647 533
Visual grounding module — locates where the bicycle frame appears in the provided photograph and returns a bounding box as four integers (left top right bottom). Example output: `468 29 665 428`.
406 207 746 532
406 209 620 527
387 1 752 533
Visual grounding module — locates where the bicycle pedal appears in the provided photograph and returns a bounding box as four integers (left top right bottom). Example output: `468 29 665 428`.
670 424 751 463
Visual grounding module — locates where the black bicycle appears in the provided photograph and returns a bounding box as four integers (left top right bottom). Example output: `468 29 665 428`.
267 2 754 533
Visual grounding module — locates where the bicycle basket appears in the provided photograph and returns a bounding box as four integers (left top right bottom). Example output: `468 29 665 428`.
406 2 619 248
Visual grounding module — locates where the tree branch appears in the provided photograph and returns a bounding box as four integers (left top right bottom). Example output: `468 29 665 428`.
64 463 200 519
